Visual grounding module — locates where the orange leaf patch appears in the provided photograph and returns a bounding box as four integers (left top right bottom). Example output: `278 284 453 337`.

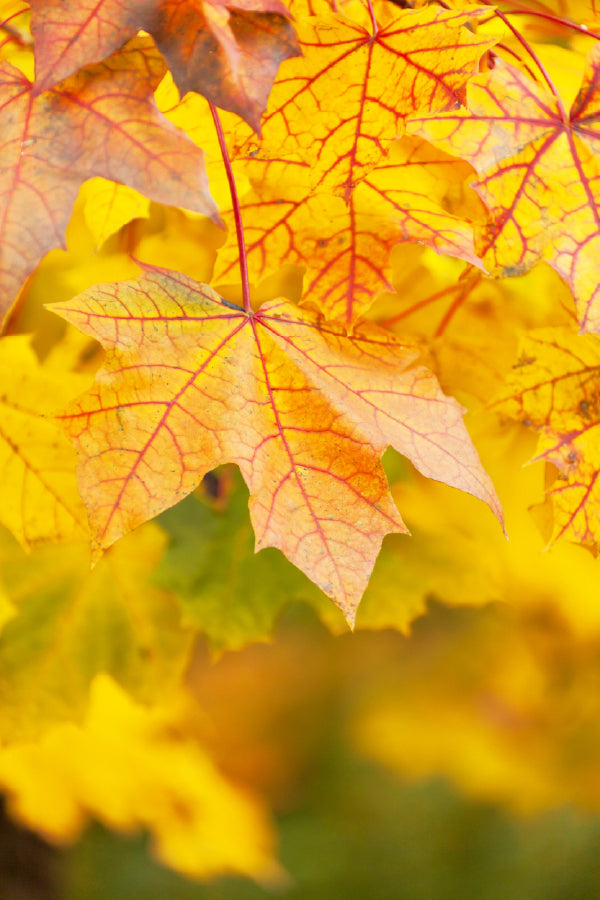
49 267 502 623
214 136 485 325
230 4 494 198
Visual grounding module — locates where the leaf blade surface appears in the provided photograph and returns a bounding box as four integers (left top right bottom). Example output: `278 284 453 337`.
50 267 502 623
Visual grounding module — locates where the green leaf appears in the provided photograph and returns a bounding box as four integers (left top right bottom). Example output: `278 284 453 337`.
0 524 191 742
155 468 346 652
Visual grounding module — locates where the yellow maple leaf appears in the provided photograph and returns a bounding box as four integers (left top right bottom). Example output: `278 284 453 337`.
495 326 600 552
229 4 494 197
213 136 485 325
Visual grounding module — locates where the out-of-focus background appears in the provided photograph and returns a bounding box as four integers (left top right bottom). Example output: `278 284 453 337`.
4 598 600 900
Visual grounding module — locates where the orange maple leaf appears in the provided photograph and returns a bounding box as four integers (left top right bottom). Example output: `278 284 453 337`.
496 327 600 552
229 4 494 198
214 136 485 325
409 47 600 334
0 37 219 323
28 0 299 130
49 267 501 623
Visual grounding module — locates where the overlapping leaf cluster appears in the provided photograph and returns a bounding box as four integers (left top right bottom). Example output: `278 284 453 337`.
2 0 600 884
1 0 509 622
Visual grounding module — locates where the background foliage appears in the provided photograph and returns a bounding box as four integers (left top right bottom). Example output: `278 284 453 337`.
2 0 600 895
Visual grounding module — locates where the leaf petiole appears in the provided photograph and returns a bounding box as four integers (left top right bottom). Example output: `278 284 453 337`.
365 0 379 36
503 6 600 42
209 102 253 314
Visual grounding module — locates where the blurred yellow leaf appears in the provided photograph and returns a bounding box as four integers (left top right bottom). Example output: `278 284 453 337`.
354 599 600 812
0 674 282 882
0 335 89 548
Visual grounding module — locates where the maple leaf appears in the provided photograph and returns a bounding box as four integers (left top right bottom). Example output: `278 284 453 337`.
49 266 501 624
0 36 218 323
228 4 494 198
496 327 600 552
213 136 485 325
409 47 600 334
28 0 300 130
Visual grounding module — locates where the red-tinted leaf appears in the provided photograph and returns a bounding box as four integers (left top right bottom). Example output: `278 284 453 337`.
29 0 300 130
0 37 218 323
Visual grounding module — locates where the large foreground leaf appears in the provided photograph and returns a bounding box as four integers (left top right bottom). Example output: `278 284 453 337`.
50 266 501 624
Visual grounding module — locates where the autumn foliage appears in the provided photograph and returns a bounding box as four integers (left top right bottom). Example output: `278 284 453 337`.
2 0 600 889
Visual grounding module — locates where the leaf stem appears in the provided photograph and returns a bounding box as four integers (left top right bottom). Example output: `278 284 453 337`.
503 6 600 42
209 102 252 313
365 0 379 36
